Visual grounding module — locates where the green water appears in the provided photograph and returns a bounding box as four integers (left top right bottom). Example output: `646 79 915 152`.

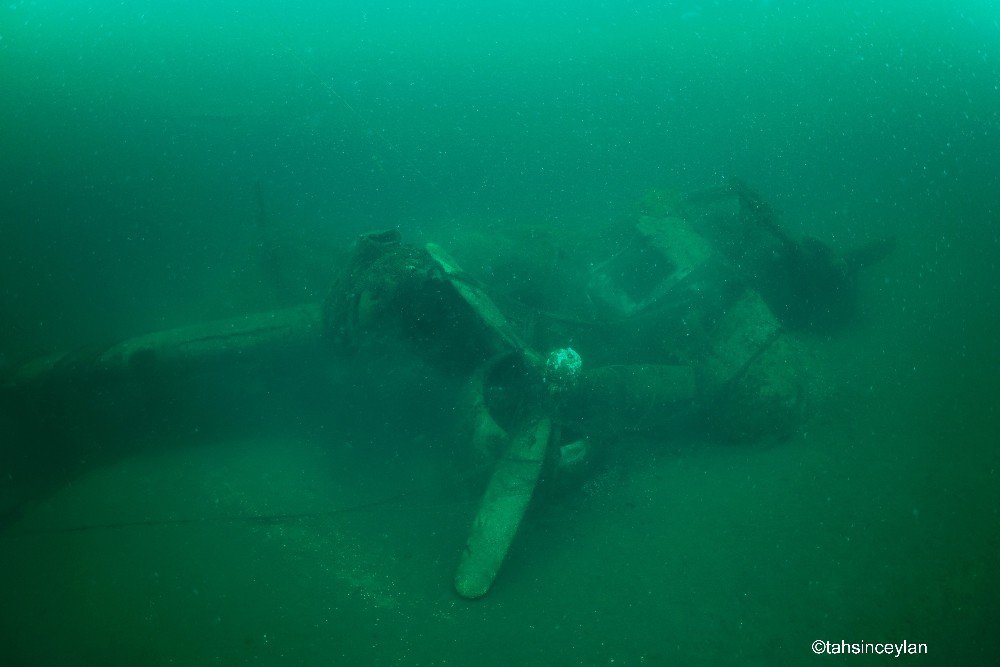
1 1 998 664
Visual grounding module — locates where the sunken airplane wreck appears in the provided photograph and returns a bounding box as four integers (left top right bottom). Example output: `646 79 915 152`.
0 181 893 598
